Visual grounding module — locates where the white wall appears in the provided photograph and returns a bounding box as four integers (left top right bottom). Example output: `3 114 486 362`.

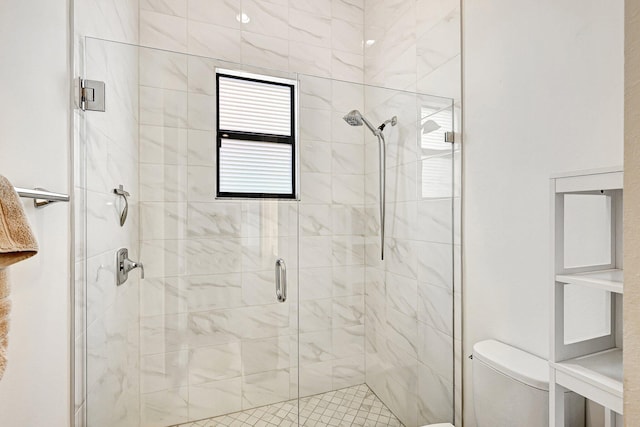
0 1 71 426
462 0 623 425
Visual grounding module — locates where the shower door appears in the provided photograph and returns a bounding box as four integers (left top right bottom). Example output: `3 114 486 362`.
79 38 300 427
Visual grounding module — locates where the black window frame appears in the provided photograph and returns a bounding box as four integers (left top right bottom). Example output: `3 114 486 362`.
216 72 297 199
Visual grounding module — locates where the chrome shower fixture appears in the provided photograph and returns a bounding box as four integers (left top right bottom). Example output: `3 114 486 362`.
342 110 398 260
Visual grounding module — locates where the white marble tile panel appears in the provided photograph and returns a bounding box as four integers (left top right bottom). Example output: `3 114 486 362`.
300 172 332 204
385 238 418 279
416 55 461 101
418 281 453 335
417 198 453 244
140 48 188 91
140 387 189 426
241 235 291 271
416 7 460 77
185 273 242 311
300 299 332 332
332 235 366 266
334 205 367 237
332 325 364 358
241 201 297 238
331 79 364 113
416 0 459 37
240 32 289 71
234 303 291 340
189 342 242 383
300 107 332 142
188 0 240 28
187 309 240 348
332 355 365 389
241 270 276 306
188 21 242 62
140 313 188 355
299 236 333 268
290 0 331 17
331 18 364 54
299 267 333 300
299 75 332 110
288 42 332 78
333 0 364 24
187 129 216 166
187 93 216 130
300 204 332 236
76 0 139 44
299 330 333 364
241 0 289 39
186 202 241 238
418 323 453 383
140 126 188 165
140 202 187 240
140 276 188 317
187 56 216 95
332 295 364 327
141 0 188 17
140 86 188 128
140 350 189 393
185 238 242 275
385 306 418 358
140 164 188 202
417 363 453 424
332 142 365 175
241 369 291 409
242 336 291 375
300 140 332 173
300 360 333 397
140 10 188 52
416 241 453 289
186 165 215 202
140 239 186 278
189 377 243 420
332 174 364 204
385 271 418 317
332 264 365 296
289 9 332 48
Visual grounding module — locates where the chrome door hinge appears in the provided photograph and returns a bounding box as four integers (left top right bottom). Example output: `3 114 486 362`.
78 78 105 112
444 131 455 143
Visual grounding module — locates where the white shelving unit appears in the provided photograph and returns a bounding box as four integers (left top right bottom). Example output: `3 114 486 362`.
550 168 623 427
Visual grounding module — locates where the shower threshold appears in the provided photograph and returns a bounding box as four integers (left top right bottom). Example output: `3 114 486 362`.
172 384 404 427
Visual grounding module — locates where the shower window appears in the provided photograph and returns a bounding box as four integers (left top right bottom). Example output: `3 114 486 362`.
216 69 297 198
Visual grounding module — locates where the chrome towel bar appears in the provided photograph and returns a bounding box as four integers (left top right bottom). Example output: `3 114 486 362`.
14 187 70 208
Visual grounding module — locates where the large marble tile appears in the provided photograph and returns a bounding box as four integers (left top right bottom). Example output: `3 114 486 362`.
300 299 333 332
299 330 333 365
385 271 418 318
300 172 332 204
332 142 365 174
140 202 187 240
299 235 333 268
140 10 188 52
332 355 365 389
418 322 453 383
299 75 332 110
185 238 242 275
300 360 333 397
241 270 277 306
241 32 289 71
332 264 365 296
188 20 241 61
141 387 189 427
140 239 186 278
291 0 331 17
332 174 365 205
187 0 239 28
416 241 453 289
242 0 289 39
417 363 454 424
140 350 189 393
188 378 243 420
185 273 242 311
187 93 216 130
300 140 332 173
140 48 188 91
289 9 332 48
187 56 216 95
189 342 242 384
417 281 453 335
241 369 291 409
332 325 364 358
332 295 364 328
139 164 188 202
141 0 187 17
186 202 241 238
242 336 292 375
140 126 188 165
289 42 332 78
299 267 333 300
300 203 332 236
140 276 187 317
187 309 239 348
140 313 188 356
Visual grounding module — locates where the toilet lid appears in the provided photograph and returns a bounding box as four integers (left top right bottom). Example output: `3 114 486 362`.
473 339 549 391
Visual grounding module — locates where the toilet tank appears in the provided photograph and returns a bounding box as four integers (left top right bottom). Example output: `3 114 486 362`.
472 340 584 427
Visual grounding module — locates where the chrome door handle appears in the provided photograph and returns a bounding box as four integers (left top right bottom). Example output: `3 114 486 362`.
275 258 287 303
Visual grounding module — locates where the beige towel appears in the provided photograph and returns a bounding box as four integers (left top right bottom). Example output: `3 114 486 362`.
0 175 38 380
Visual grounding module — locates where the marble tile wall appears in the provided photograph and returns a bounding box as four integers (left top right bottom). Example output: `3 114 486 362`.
138 0 365 83
363 1 462 425
73 1 140 426
134 51 367 425
362 86 456 427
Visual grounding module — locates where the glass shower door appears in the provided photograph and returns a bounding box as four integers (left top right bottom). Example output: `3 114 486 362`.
80 38 300 427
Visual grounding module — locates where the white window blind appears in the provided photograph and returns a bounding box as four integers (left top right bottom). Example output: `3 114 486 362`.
219 139 293 194
216 71 296 198
218 76 292 136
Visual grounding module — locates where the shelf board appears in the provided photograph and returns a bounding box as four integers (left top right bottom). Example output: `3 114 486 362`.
556 269 623 294
552 348 623 414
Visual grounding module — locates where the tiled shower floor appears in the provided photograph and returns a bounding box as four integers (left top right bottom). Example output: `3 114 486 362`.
172 384 404 427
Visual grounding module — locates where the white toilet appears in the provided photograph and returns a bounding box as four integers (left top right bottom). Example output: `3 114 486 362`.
473 340 585 427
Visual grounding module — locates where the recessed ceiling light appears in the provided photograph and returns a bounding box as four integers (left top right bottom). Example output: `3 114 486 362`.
236 13 250 24
365 39 376 46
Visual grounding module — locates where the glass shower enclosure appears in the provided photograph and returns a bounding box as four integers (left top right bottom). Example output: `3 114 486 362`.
75 37 457 427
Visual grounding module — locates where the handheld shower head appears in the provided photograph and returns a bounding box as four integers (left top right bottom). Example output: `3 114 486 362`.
342 110 379 135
